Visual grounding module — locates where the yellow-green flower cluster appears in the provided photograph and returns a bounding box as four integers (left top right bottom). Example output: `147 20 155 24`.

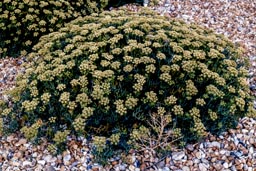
196 98 206 106
172 55 182 63
76 93 91 107
172 105 184 116
208 109 218 121
160 65 171 73
189 108 207 136
21 119 43 141
172 128 182 139
123 64 133 73
235 97 245 111
130 125 150 140
1 108 11 116
47 144 58 155
160 73 173 85
191 117 207 137
91 85 104 100
57 84 66 91
53 130 70 145
73 116 86 132
0 118 3 135
48 117 56 123
165 95 177 105
238 77 248 87
67 101 77 113
93 136 107 153
186 80 198 99
29 86 39 97
227 86 236 93
170 64 180 72
208 48 222 58
246 102 256 118
108 133 120 145
227 67 238 77
133 74 146 93
59 92 70 106
114 100 127 115
41 93 51 104
22 99 39 112
157 106 166 116
144 91 158 105
206 85 225 98
125 97 138 109
145 64 156 74
193 50 206 60
156 52 166 60
189 107 200 118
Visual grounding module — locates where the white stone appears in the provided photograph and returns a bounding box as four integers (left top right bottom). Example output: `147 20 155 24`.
249 147 254 154
248 167 253 171
193 159 200 164
129 165 135 171
32 152 38 158
182 166 190 171
6 135 14 143
219 149 226 155
242 129 249 133
43 155 52 163
22 161 32 167
37 160 46 166
119 164 126 171
15 138 27 146
11 161 20 167
131 156 136 163
211 141 221 148
223 162 229 169
63 154 71 162
172 151 185 160
199 163 207 171
162 167 170 171
236 134 243 139
195 151 203 159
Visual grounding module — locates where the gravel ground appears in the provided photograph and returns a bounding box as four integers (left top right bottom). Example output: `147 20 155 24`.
0 0 256 170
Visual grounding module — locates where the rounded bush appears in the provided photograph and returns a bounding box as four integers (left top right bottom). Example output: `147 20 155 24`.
0 0 108 58
1 9 255 153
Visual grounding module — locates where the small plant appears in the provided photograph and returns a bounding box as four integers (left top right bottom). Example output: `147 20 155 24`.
1 8 255 160
128 107 183 153
0 0 108 58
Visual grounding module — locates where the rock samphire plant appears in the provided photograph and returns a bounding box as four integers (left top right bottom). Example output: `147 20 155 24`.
0 9 255 157
0 0 108 58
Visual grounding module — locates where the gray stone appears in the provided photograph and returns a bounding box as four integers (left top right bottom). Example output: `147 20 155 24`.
172 151 186 161
182 166 190 171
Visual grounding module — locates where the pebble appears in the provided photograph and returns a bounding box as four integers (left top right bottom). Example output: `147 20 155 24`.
22 161 32 167
172 151 186 160
182 166 190 171
198 163 208 171
37 160 46 166
223 162 229 169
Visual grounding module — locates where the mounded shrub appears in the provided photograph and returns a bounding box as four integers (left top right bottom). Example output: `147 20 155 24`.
106 0 159 8
1 9 255 155
0 0 108 58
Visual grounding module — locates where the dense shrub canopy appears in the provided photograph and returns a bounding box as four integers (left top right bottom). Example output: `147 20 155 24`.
1 9 255 153
0 0 108 58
